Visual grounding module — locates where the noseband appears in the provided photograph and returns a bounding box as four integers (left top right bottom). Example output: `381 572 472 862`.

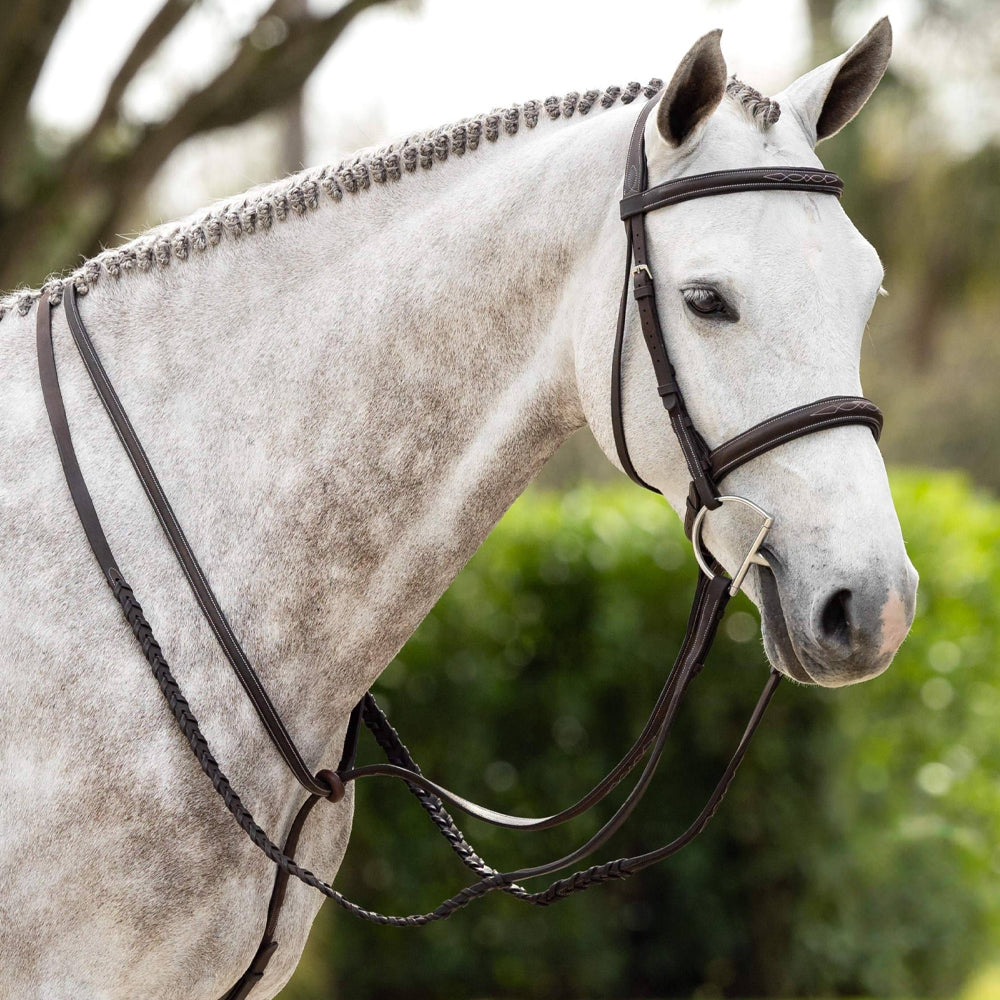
35 93 883 999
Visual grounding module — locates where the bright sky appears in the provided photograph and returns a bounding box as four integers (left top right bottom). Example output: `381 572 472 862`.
30 0 950 222
301 0 817 163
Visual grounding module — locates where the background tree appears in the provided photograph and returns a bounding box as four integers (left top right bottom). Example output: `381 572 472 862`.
0 0 403 292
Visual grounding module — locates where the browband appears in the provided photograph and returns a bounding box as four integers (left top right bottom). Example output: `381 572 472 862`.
620 166 844 219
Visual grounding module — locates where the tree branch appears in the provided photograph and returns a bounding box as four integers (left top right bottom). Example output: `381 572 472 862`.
86 0 400 248
0 0 74 193
156 0 395 147
81 0 195 145
0 0 72 108
0 0 403 286
0 1 50 92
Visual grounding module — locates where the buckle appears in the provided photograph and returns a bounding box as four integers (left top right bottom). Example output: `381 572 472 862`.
690 495 773 597
632 263 655 299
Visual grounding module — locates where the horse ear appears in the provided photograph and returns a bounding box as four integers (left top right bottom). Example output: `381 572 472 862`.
656 29 728 147
777 17 892 145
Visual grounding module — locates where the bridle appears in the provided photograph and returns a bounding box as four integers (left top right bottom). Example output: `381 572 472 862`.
34 92 883 999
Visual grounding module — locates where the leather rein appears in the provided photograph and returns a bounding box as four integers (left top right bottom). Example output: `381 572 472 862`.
35 92 882 1000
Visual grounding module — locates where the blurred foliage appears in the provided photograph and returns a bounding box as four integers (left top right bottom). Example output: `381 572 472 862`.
818 54 1000 493
281 473 1000 999
0 0 402 292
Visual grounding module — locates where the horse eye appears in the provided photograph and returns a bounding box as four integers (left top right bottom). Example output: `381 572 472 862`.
682 286 737 321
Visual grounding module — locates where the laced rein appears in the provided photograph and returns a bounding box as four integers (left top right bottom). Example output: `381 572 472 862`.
35 283 778 929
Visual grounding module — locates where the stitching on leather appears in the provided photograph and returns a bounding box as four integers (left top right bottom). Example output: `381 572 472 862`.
623 170 842 216
711 396 877 460
714 415 880 481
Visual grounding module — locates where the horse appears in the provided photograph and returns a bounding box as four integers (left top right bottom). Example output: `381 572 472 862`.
0 19 917 999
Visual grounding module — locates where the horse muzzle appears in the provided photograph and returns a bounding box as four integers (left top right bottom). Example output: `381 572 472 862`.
757 554 917 687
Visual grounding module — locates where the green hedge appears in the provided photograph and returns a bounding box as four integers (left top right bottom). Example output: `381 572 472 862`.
281 471 1000 999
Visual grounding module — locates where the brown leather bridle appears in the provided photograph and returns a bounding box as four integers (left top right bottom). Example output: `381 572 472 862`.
612 94 882 542
34 92 883 999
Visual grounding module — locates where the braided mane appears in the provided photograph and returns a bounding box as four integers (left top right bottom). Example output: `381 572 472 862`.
725 76 781 129
0 75 788 323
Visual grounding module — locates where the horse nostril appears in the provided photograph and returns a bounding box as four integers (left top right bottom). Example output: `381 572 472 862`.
820 588 853 648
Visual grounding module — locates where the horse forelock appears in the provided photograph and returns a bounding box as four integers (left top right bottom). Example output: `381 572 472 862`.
724 76 782 130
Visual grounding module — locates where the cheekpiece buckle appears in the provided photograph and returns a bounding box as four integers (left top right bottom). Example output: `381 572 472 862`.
632 263 655 300
690 495 773 597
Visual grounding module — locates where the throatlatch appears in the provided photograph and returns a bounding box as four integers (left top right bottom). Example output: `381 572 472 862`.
36 89 883 1000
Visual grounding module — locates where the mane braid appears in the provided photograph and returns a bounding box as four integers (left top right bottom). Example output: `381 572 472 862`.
0 78 663 323
725 76 781 130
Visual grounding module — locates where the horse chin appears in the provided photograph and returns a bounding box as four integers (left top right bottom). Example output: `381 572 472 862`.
755 562 817 686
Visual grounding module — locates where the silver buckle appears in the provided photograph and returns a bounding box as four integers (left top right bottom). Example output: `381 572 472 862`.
690 495 773 597
631 264 652 279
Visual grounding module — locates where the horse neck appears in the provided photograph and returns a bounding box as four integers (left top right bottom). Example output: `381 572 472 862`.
73 103 633 772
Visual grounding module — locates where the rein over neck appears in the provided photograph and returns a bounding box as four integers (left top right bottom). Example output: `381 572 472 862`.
34 90 887 1000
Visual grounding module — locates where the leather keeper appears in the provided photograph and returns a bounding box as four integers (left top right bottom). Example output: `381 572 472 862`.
317 769 346 803
657 378 679 405
683 490 698 539
689 475 721 513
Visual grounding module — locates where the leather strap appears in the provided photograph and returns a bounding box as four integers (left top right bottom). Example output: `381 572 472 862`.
37 293 121 584
63 285 336 800
220 700 364 1000
620 166 844 219
619 93 720 510
219 792 321 1000
707 395 883 481
610 232 644 488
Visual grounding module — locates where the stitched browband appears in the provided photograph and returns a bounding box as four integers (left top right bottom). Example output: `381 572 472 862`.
620 166 844 219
